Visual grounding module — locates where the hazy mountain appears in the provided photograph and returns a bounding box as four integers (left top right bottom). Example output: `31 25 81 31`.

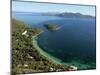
57 12 95 18
42 12 95 18
12 11 95 18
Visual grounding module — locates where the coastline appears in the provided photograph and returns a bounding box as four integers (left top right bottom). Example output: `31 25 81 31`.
32 32 95 70
12 18 96 74
32 32 63 65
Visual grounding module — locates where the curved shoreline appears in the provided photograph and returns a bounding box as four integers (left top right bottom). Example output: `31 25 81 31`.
32 33 63 65
32 32 96 70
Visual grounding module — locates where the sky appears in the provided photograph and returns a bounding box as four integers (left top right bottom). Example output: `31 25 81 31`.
12 1 95 16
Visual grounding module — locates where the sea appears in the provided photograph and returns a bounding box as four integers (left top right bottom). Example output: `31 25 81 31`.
12 12 96 70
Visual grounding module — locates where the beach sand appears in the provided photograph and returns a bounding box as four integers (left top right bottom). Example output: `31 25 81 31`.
32 32 95 70
32 33 62 65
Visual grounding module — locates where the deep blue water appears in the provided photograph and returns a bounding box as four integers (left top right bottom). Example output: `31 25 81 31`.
12 12 96 69
12 12 62 27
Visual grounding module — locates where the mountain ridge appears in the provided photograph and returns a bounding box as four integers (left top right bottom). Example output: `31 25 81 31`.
12 11 95 18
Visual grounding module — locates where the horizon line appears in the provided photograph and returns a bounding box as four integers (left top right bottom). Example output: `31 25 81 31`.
12 11 95 17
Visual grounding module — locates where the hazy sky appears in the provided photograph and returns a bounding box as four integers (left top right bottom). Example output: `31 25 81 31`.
12 1 95 16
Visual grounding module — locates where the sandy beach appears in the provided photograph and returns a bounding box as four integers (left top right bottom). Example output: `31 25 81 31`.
32 32 62 65
32 33 93 69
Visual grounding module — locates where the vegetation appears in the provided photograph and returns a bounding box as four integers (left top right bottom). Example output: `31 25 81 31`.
12 19 68 75
44 23 60 31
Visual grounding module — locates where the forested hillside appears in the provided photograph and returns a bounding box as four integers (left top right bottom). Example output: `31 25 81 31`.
11 19 67 75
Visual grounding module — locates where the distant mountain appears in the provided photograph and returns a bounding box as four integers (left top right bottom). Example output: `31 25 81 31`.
12 11 95 18
42 12 95 18
57 12 95 18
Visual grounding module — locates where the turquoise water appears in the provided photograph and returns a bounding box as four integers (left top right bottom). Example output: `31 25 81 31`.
13 12 96 70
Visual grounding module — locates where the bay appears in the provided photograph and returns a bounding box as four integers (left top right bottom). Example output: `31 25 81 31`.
12 12 96 69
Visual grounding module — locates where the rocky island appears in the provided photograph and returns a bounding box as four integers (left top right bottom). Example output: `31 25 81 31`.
44 23 61 31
